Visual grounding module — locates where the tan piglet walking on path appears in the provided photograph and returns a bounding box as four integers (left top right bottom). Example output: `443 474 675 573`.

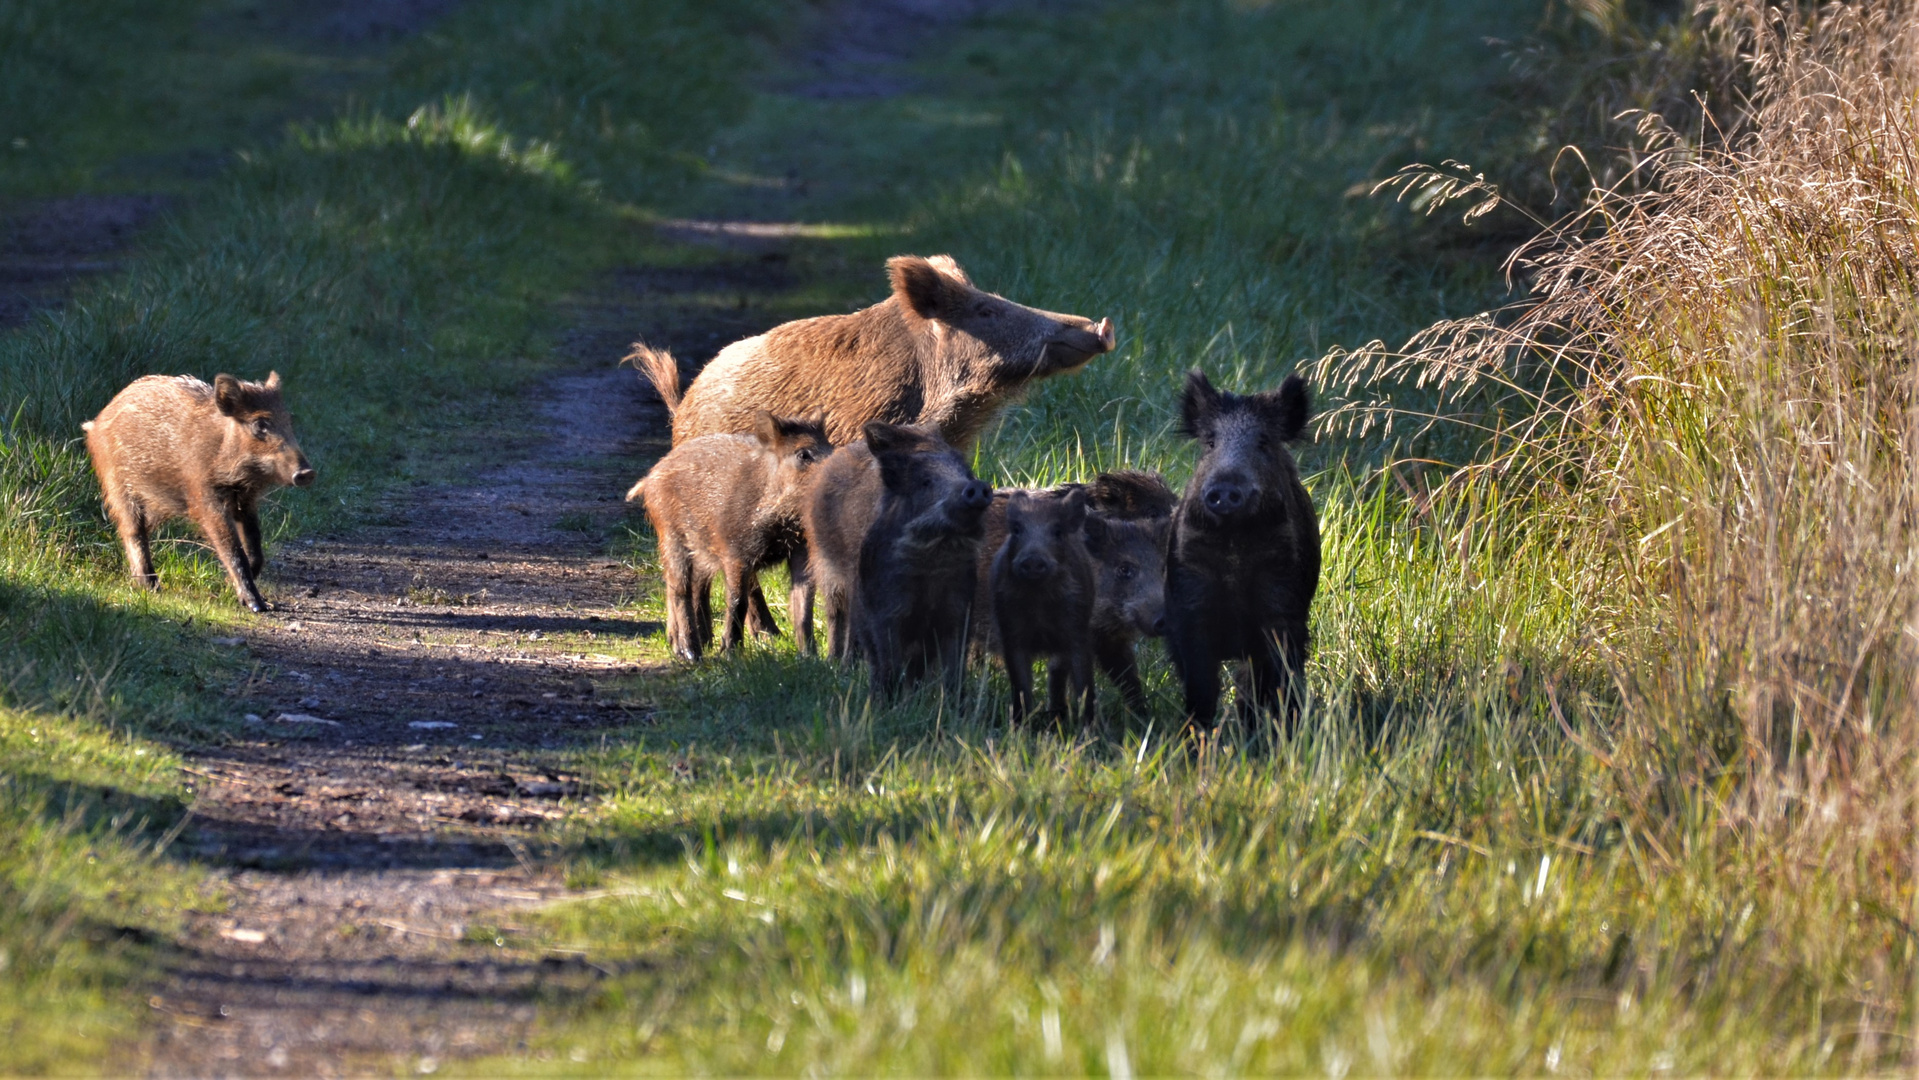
84 372 315 612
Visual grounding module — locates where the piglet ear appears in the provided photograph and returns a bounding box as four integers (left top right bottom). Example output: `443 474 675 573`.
1178 368 1220 441
1257 374 1312 442
863 421 912 454
214 374 246 418
1080 510 1108 555
887 255 959 320
1060 486 1089 530
751 410 782 448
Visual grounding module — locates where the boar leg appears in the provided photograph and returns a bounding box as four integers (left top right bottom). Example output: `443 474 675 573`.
1057 647 1095 727
1094 635 1147 714
858 616 901 697
235 495 265 577
719 563 752 653
935 629 968 701
107 494 157 588
1002 647 1035 724
821 586 847 660
787 553 816 657
190 498 267 612
1168 629 1222 729
660 539 701 661
745 582 782 640
692 572 716 655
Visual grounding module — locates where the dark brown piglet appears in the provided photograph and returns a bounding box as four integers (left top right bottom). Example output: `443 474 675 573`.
971 470 1173 713
634 254 1115 451
1164 370 1320 730
992 489 1096 726
630 411 831 661
830 423 991 695
84 372 315 612
1082 510 1171 714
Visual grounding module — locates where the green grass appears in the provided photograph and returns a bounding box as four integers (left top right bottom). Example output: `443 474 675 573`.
514 1 1907 1073
0 0 799 1067
1 0 1905 1072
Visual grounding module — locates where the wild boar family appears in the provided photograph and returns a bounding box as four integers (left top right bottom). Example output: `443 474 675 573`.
79 253 1317 727
630 254 1321 728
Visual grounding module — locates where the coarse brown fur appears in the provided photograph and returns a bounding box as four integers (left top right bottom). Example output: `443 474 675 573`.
631 411 831 661
1164 370 1320 730
635 255 1115 451
992 489 1097 726
84 372 315 612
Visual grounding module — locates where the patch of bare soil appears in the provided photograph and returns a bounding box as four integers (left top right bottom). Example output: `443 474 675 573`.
0 194 170 330
133 257 795 1076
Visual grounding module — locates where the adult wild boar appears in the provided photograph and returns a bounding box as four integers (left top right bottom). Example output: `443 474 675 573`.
632 254 1115 450
84 372 315 612
628 411 832 660
1164 370 1320 729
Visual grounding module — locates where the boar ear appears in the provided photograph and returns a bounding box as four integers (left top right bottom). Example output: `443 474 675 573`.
1257 374 1312 442
1081 511 1108 555
751 410 782 448
1060 487 1089 530
862 421 912 455
1178 369 1220 441
923 254 972 286
887 255 960 320
214 374 246 418
264 370 282 391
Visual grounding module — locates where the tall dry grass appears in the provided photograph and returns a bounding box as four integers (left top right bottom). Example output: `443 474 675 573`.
1315 0 1919 900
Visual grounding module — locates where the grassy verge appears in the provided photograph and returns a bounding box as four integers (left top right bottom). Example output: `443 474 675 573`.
0 0 794 1066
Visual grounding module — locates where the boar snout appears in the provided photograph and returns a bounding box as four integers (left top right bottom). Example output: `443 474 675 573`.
1014 551 1056 581
959 479 992 509
1043 315 1116 370
292 465 316 488
1202 478 1260 517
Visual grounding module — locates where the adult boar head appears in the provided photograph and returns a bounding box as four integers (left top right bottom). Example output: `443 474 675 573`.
887 255 1115 440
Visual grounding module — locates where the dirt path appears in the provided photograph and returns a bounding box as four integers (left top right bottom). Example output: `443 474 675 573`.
130 254 798 1075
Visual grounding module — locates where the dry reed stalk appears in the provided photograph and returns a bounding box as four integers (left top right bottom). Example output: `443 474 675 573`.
1309 0 1919 864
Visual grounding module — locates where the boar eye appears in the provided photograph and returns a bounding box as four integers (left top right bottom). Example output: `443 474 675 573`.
796 449 815 464
250 420 272 439
1117 563 1137 581
1008 522 1023 536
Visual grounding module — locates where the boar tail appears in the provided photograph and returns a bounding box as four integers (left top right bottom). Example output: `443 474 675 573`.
626 341 682 414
